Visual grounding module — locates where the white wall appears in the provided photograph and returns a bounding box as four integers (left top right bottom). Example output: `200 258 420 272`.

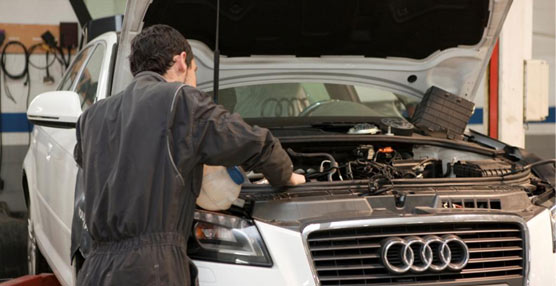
524 0 555 159
494 0 555 156
498 0 533 148
0 0 77 25
532 0 555 106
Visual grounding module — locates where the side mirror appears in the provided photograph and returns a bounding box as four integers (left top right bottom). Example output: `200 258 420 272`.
27 91 82 129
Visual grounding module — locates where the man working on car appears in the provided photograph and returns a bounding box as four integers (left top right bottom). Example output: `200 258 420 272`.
74 24 305 285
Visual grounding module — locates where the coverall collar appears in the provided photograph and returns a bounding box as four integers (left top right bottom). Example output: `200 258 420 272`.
135 71 168 82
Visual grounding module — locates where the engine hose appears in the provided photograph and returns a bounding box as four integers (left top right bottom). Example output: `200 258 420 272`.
500 159 556 178
287 148 338 181
524 159 556 170
412 158 435 171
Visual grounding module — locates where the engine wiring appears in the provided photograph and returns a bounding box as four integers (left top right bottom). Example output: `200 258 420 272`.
274 144 547 198
287 146 418 192
287 148 339 181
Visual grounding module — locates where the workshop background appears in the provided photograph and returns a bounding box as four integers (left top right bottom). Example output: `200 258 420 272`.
0 0 126 216
0 0 554 222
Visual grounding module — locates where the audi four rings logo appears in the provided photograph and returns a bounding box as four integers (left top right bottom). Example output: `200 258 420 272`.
380 234 470 274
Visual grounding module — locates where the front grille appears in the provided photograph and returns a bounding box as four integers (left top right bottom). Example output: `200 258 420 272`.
307 222 524 285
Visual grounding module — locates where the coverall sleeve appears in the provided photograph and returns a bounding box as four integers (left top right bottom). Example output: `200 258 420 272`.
189 88 293 186
74 116 83 168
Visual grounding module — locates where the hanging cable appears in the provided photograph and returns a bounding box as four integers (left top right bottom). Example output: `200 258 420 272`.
28 44 56 69
1 41 30 103
1 41 29 79
28 43 56 84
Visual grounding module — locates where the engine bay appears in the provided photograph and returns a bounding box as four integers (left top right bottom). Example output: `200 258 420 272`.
247 142 517 184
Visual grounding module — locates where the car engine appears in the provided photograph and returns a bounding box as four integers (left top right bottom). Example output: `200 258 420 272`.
247 143 516 184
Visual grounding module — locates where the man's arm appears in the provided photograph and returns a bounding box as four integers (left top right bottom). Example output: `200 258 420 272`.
74 117 83 168
188 88 297 186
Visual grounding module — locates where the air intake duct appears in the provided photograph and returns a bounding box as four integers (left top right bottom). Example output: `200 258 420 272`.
453 160 515 177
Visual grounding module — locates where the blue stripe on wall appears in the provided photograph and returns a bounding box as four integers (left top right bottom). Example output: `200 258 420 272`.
1 113 33 132
0 107 554 132
468 108 483 124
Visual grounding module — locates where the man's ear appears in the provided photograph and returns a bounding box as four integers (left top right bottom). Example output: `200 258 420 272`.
174 52 188 73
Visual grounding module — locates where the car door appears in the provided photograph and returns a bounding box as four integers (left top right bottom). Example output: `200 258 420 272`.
30 33 116 285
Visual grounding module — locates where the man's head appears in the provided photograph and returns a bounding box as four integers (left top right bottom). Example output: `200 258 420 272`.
129 24 197 86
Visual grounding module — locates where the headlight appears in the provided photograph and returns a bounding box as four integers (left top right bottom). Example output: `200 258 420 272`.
188 210 272 267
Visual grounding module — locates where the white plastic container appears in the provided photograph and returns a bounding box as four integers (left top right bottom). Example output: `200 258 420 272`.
196 165 244 211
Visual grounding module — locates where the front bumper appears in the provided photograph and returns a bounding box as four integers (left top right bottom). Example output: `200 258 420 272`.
194 221 315 285
194 212 556 286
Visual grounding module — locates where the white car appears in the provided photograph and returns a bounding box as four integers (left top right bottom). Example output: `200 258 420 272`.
23 0 556 285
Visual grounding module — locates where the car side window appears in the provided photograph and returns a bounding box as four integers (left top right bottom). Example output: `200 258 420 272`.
58 46 94 91
73 45 106 111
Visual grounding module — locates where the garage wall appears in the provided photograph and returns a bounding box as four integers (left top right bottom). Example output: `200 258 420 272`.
0 0 78 214
525 0 556 159
471 0 554 159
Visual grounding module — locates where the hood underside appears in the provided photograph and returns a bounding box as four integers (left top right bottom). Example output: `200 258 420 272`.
114 0 512 101
144 0 489 59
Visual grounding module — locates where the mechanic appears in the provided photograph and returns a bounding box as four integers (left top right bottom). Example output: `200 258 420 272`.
73 24 305 285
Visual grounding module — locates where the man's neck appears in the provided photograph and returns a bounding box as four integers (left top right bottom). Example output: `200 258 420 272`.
162 69 184 83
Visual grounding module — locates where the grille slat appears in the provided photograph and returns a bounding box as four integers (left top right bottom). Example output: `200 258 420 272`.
468 256 523 264
463 236 522 243
313 253 380 261
318 265 523 281
317 264 385 271
311 243 381 251
468 246 522 253
307 228 520 242
307 222 524 285
461 265 523 274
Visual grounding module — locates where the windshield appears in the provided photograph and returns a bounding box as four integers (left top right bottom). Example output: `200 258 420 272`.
210 82 418 123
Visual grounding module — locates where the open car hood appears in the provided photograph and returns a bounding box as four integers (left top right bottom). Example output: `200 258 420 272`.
113 0 512 102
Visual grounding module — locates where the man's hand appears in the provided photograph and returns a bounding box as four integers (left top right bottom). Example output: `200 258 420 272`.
288 173 306 186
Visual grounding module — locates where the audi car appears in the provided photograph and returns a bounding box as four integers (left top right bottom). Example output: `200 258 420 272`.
23 0 556 285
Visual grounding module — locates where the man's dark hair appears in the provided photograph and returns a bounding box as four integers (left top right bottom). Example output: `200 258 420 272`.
129 24 194 76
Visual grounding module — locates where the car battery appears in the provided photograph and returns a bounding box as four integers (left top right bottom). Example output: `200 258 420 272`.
411 86 474 140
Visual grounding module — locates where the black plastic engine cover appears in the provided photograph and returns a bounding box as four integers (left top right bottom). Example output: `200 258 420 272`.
454 160 514 177
412 86 475 140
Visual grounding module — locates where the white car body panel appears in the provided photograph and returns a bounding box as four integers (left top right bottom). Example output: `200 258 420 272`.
27 91 83 124
526 209 556 286
23 32 118 286
196 221 315 286
113 0 512 102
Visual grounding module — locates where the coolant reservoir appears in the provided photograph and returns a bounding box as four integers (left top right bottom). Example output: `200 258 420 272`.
196 165 244 211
